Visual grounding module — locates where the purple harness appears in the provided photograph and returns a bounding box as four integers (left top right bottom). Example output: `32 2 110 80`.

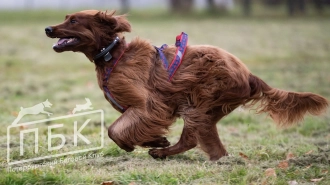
103 51 127 113
104 32 188 113
155 32 188 81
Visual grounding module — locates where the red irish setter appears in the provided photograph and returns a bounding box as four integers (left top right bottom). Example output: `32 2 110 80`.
45 10 328 161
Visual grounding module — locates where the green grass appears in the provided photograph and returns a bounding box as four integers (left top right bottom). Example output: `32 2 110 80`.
0 10 330 184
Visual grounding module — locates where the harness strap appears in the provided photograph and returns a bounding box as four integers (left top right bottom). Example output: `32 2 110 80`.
168 32 188 80
155 32 188 81
104 32 188 113
155 44 169 69
103 51 127 113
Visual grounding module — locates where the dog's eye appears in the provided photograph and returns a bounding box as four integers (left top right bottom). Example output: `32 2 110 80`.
70 19 77 24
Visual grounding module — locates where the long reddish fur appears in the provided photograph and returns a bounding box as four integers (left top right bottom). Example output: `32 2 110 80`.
47 10 328 160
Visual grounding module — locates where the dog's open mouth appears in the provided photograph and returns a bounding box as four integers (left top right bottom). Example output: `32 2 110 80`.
53 37 79 50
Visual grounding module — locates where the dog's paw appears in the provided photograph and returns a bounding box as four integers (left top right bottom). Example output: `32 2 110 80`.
148 149 166 160
142 137 170 148
157 137 170 148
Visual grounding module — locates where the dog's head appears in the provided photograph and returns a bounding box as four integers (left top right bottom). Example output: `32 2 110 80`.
45 10 131 58
43 99 53 108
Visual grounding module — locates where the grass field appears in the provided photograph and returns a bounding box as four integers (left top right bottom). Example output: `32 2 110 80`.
0 10 330 185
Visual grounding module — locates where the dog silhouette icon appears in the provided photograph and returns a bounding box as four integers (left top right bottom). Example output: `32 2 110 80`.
12 99 53 125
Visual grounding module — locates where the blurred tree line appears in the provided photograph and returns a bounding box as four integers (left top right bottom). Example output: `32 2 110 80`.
243 0 330 16
121 0 330 16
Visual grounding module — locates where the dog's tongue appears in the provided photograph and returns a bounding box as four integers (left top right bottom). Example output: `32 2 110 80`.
57 38 69 45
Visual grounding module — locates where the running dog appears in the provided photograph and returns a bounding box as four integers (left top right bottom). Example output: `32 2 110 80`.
45 10 328 160
12 99 52 125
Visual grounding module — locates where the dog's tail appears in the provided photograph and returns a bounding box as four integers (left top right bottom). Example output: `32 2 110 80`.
247 74 328 127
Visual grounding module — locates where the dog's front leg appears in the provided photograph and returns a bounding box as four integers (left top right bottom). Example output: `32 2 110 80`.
148 108 229 160
41 111 52 116
108 107 163 152
108 108 136 152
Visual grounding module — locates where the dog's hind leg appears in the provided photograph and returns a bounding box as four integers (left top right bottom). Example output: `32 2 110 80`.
148 108 202 159
196 112 229 161
11 112 24 125
72 108 77 114
197 124 228 161
148 108 229 160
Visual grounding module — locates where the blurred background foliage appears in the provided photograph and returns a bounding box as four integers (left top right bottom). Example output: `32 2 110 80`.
1 0 330 17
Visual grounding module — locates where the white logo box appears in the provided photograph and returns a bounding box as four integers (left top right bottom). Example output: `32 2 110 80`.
7 110 104 165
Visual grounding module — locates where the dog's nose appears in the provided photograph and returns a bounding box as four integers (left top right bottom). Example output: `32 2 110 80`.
45 26 53 34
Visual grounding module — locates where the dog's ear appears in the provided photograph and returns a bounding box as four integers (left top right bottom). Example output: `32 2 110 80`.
96 10 131 33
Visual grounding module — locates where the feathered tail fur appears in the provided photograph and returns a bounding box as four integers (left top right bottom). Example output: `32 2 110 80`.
248 74 328 126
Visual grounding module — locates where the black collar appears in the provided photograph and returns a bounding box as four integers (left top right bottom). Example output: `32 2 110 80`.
93 37 120 62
